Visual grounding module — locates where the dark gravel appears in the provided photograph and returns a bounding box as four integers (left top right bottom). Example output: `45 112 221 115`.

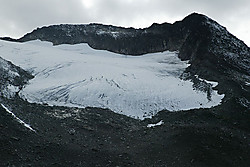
0 96 249 167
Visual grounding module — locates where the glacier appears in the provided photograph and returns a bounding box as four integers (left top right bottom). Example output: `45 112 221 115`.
0 40 224 119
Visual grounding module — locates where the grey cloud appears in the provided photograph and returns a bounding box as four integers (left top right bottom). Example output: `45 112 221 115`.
0 0 86 36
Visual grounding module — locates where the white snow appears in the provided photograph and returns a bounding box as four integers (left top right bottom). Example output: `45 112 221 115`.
194 75 218 88
1 104 36 132
147 120 164 128
3 84 19 98
0 40 224 119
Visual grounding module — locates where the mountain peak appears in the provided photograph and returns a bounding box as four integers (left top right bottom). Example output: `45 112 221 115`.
183 12 208 20
178 12 210 25
187 12 209 18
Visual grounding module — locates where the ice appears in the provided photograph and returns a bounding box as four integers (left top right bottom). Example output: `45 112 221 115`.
0 40 224 119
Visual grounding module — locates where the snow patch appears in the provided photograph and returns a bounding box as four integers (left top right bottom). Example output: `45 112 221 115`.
194 75 218 88
147 120 164 128
3 85 19 98
1 104 36 132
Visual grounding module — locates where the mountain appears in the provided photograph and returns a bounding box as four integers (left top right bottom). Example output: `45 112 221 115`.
0 13 249 167
14 12 250 109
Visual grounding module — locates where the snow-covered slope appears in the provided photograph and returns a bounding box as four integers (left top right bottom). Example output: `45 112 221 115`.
0 40 224 119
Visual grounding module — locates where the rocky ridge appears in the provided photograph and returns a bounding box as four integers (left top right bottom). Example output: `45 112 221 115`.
16 13 249 74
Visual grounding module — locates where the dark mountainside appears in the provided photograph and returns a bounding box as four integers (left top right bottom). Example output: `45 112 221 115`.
0 13 249 166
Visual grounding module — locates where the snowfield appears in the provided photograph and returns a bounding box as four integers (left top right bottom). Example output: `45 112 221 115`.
0 40 224 119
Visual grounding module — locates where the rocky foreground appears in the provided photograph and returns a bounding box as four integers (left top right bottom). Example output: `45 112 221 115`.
0 93 249 167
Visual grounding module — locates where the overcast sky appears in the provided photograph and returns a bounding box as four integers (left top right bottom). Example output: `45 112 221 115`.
0 0 249 46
